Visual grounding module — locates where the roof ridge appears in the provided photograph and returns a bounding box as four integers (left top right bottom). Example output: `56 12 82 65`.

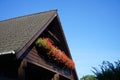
0 9 57 22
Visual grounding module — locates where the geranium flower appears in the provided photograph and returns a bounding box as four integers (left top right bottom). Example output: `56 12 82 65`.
36 38 75 70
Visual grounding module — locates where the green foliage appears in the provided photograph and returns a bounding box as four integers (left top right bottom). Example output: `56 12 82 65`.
92 60 120 80
36 38 48 49
80 75 96 80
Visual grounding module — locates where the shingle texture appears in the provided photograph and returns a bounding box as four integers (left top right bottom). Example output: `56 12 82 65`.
0 10 57 53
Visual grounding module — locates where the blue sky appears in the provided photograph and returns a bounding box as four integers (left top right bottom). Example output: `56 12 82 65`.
0 0 120 79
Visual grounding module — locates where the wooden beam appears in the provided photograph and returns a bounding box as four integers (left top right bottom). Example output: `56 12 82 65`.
18 59 27 80
47 30 60 42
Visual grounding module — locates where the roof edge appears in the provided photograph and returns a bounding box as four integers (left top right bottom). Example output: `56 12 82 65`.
0 50 15 55
0 9 57 22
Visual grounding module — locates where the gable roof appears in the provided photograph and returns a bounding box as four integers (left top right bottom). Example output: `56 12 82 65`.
0 10 79 80
0 10 57 53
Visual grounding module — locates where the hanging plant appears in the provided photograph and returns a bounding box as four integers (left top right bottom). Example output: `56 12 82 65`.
36 38 75 70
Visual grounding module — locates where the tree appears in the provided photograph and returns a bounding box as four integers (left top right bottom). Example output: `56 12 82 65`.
92 60 120 80
80 75 96 80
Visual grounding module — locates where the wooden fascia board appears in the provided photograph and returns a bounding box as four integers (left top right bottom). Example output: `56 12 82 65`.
16 13 57 59
73 69 79 80
56 16 79 80
56 16 72 59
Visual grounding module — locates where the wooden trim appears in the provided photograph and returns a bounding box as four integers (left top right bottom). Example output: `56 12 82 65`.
47 30 60 42
56 16 72 58
29 61 71 79
56 16 79 80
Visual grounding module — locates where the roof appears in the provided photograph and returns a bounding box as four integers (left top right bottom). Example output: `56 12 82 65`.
0 10 57 53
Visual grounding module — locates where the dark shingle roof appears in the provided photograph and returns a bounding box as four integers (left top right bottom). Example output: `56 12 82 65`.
0 10 57 53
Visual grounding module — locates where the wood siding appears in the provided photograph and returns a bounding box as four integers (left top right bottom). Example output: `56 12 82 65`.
24 46 73 80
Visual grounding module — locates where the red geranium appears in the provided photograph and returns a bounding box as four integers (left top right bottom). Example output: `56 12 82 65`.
36 38 75 70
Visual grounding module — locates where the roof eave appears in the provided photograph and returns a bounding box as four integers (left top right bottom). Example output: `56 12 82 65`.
0 50 15 55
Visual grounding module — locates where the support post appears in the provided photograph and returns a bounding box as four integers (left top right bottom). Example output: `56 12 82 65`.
18 59 27 80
